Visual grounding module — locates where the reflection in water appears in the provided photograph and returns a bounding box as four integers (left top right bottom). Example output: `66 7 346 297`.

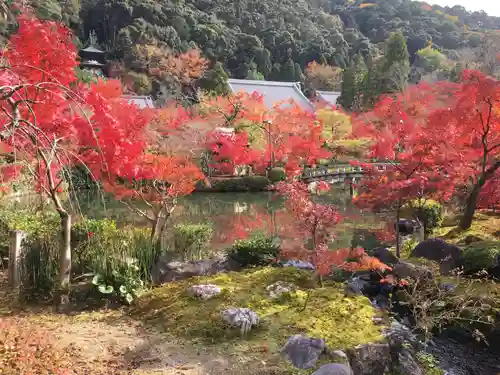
2 187 388 261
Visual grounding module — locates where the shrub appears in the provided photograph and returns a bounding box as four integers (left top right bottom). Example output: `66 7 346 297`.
83 227 160 290
71 218 120 274
462 242 500 272
20 236 60 299
226 232 280 268
411 199 443 236
0 209 60 298
92 257 145 304
0 317 73 375
267 167 286 183
402 238 419 258
242 175 271 191
200 176 271 192
172 223 213 260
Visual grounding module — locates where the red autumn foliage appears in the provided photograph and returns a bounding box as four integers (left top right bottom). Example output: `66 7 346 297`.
277 181 390 276
99 104 207 240
352 84 452 210
202 93 330 176
477 170 500 210
209 130 261 174
426 70 500 228
351 84 455 255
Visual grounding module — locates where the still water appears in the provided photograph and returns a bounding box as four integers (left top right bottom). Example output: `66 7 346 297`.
3 187 387 260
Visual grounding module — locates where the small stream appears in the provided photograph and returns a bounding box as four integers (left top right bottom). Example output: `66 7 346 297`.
427 331 500 375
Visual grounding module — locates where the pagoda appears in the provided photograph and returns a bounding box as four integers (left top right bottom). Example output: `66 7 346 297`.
79 45 107 77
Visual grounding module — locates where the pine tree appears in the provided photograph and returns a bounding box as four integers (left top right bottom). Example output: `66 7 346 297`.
381 31 410 93
339 54 367 111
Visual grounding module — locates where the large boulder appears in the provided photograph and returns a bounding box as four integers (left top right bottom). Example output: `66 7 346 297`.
151 255 240 285
410 239 463 274
346 320 426 375
344 276 372 297
312 363 353 375
281 334 326 369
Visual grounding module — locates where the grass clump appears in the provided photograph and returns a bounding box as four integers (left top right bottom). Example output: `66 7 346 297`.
133 267 382 359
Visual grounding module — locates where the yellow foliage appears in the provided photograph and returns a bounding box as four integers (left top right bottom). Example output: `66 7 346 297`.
444 14 459 23
316 108 352 140
359 3 376 8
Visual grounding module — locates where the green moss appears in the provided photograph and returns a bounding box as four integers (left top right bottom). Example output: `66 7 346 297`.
435 213 500 245
133 267 382 367
415 352 445 375
462 242 500 271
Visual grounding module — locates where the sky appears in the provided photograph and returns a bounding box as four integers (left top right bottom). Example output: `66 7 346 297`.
423 0 500 17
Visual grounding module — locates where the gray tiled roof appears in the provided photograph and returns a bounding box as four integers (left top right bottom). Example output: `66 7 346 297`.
122 95 155 109
228 79 315 111
316 90 341 106
80 45 105 54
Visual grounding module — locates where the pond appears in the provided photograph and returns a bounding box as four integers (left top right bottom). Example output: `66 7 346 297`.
3 186 388 261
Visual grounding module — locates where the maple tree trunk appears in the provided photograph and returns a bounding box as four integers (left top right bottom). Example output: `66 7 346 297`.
460 162 500 230
395 204 401 258
58 213 72 310
459 183 482 230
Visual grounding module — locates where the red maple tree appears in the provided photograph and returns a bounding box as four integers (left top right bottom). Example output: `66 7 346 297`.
96 102 207 241
427 70 500 229
352 84 452 256
0 15 153 306
277 181 390 280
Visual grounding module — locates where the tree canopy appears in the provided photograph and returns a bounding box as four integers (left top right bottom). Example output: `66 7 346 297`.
2 0 498 101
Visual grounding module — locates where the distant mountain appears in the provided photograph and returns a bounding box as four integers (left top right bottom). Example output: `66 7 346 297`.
3 1 499 89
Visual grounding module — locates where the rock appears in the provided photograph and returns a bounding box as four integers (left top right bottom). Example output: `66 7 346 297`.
344 276 371 296
463 235 484 244
393 260 433 282
410 239 463 274
187 284 221 300
371 247 399 266
282 260 315 270
311 363 353 375
439 282 457 292
152 255 240 285
394 219 417 235
346 343 391 375
346 320 427 375
281 334 326 369
221 308 259 334
267 281 296 299
383 321 425 375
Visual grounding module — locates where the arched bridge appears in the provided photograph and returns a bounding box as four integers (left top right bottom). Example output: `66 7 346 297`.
301 162 392 184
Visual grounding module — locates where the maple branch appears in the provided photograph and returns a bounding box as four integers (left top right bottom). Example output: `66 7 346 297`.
120 198 154 222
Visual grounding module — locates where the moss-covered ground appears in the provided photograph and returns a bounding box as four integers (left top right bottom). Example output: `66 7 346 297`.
435 212 500 245
0 267 384 375
132 267 383 371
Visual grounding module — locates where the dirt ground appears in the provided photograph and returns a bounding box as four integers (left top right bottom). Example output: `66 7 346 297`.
0 272 282 375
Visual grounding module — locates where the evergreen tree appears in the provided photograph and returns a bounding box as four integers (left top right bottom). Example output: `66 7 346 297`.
282 58 297 81
381 31 410 93
339 54 367 111
198 62 229 95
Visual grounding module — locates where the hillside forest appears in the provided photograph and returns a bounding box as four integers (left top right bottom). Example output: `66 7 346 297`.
1 0 499 106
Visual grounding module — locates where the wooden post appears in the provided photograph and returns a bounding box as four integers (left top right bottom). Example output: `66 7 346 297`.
8 230 25 289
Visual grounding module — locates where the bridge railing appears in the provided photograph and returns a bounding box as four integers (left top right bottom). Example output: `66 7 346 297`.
301 163 391 179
